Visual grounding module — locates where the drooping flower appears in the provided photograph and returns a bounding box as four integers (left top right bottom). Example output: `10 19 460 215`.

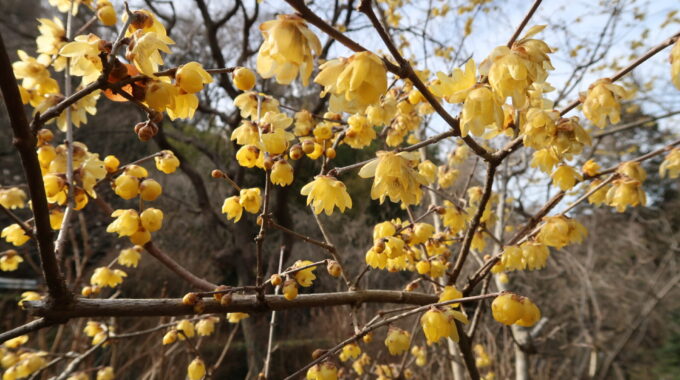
582 78 630 128
232 67 256 91
660 148 680 179
460 85 504 137
90 267 127 288
256 14 321 86
0 187 26 209
550 164 582 191
536 215 587 248
293 260 317 287
421 308 468 344
12 50 59 94
59 34 104 84
271 160 294 186
155 150 180 174
126 30 173 77
175 62 213 94
1 250 24 271
239 188 262 214
314 51 388 113
187 358 206 380
222 196 243 222
117 246 142 268
345 114 377 149
429 59 476 103
1 224 30 247
300 176 352 215
384 327 411 355
106 209 140 237
358 151 427 206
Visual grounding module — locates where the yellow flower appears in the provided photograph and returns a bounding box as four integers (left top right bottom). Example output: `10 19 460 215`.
522 108 559 149
96 367 115 380
48 0 91 14
306 362 338 380
345 114 377 149
384 327 411 355
520 241 550 270
145 81 177 111
104 155 120 173
176 320 195 338
4 335 28 348
294 110 315 136
196 317 219 336
315 52 388 113
617 161 646 182
429 59 476 103
256 14 321 86
140 208 163 232
491 293 524 325
233 91 280 119
271 160 294 186
300 176 352 215
259 112 294 155
660 148 680 178
460 85 504 137
482 27 553 108
0 187 26 209
59 34 104 84
438 166 459 189
438 286 463 308
530 148 559 173
293 260 317 287
359 151 427 206
441 201 468 234
582 159 601 177
167 92 199 120
283 279 298 300
1 250 24 271
125 10 173 41
107 209 140 237
90 267 126 288
339 343 361 362
672 38 680 90
417 160 437 184
606 177 646 212
36 18 66 57
12 50 59 94
139 179 162 201
550 164 582 191
96 1 117 26
114 174 140 200
233 67 256 91
236 145 261 168
239 188 262 214
162 330 177 345
187 358 206 380
176 62 213 94
587 179 610 206
582 78 630 128
126 30 173 77
474 344 491 368
227 312 250 323
421 308 468 344
154 150 180 174
222 196 243 222
536 215 587 248
117 246 142 268
18 291 42 308
231 120 260 146
2 224 30 247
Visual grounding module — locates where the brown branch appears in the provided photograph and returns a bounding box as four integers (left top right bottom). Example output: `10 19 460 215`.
26 290 441 319
506 0 543 48
143 242 217 291
0 31 71 303
0 204 34 238
448 163 497 284
0 318 58 345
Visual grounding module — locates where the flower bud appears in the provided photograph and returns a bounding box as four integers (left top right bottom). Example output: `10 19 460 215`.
270 274 283 286
326 260 342 278
213 285 229 301
182 292 199 305
301 139 315 154
325 147 336 159
289 144 303 160
211 169 224 178
233 67 256 91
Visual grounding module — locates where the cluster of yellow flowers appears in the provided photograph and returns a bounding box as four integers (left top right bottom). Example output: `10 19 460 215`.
0 336 47 380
